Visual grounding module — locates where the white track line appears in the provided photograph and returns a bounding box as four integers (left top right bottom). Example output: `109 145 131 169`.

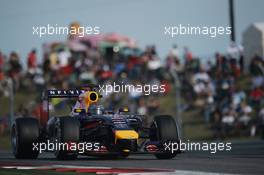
119 171 238 175
1 165 238 175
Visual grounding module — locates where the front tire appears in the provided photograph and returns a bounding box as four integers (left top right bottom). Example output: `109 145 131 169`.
54 117 80 160
150 115 179 159
11 117 40 159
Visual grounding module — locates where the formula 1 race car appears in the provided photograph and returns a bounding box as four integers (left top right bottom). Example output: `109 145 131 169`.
11 87 180 160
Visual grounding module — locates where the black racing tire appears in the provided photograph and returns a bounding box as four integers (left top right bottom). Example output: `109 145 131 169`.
150 115 179 159
11 117 40 159
54 117 80 160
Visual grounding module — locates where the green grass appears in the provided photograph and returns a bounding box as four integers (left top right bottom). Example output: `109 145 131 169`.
181 108 213 140
158 90 213 140
0 133 10 150
0 91 37 116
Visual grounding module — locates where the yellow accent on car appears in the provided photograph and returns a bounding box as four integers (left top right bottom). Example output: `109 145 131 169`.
75 109 82 113
115 130 139 143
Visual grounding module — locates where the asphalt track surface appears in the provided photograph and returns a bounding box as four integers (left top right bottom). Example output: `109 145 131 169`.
1 140 264 174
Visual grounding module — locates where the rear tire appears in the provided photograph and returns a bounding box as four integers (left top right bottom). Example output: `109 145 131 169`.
11 117 40 159
150 115 179 159
54 117 80 160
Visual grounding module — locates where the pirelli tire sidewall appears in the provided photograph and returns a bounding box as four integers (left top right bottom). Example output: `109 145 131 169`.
11 117 40 159
54 117 80 160
150 115 179 159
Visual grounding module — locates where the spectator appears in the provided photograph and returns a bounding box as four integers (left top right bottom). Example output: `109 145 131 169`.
250 87 264 112
183 46 193 64
232 87 246 108
250 55 264 76
8 51 22 90
211 109 222 139
221 110 236 136
137 98 147 115
0 51 5 81
27 49 37 70
259 108 264 139
169 44 180 59
252 76 264 88
239 54 244 73
8 51 22 77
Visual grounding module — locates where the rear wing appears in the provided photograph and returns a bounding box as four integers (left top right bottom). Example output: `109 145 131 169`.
42 88 101 118
43 84 99 99
42 89 86 119
45 89 86 99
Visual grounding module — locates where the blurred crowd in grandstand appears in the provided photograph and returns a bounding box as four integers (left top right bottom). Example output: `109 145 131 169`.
0 33 264 139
